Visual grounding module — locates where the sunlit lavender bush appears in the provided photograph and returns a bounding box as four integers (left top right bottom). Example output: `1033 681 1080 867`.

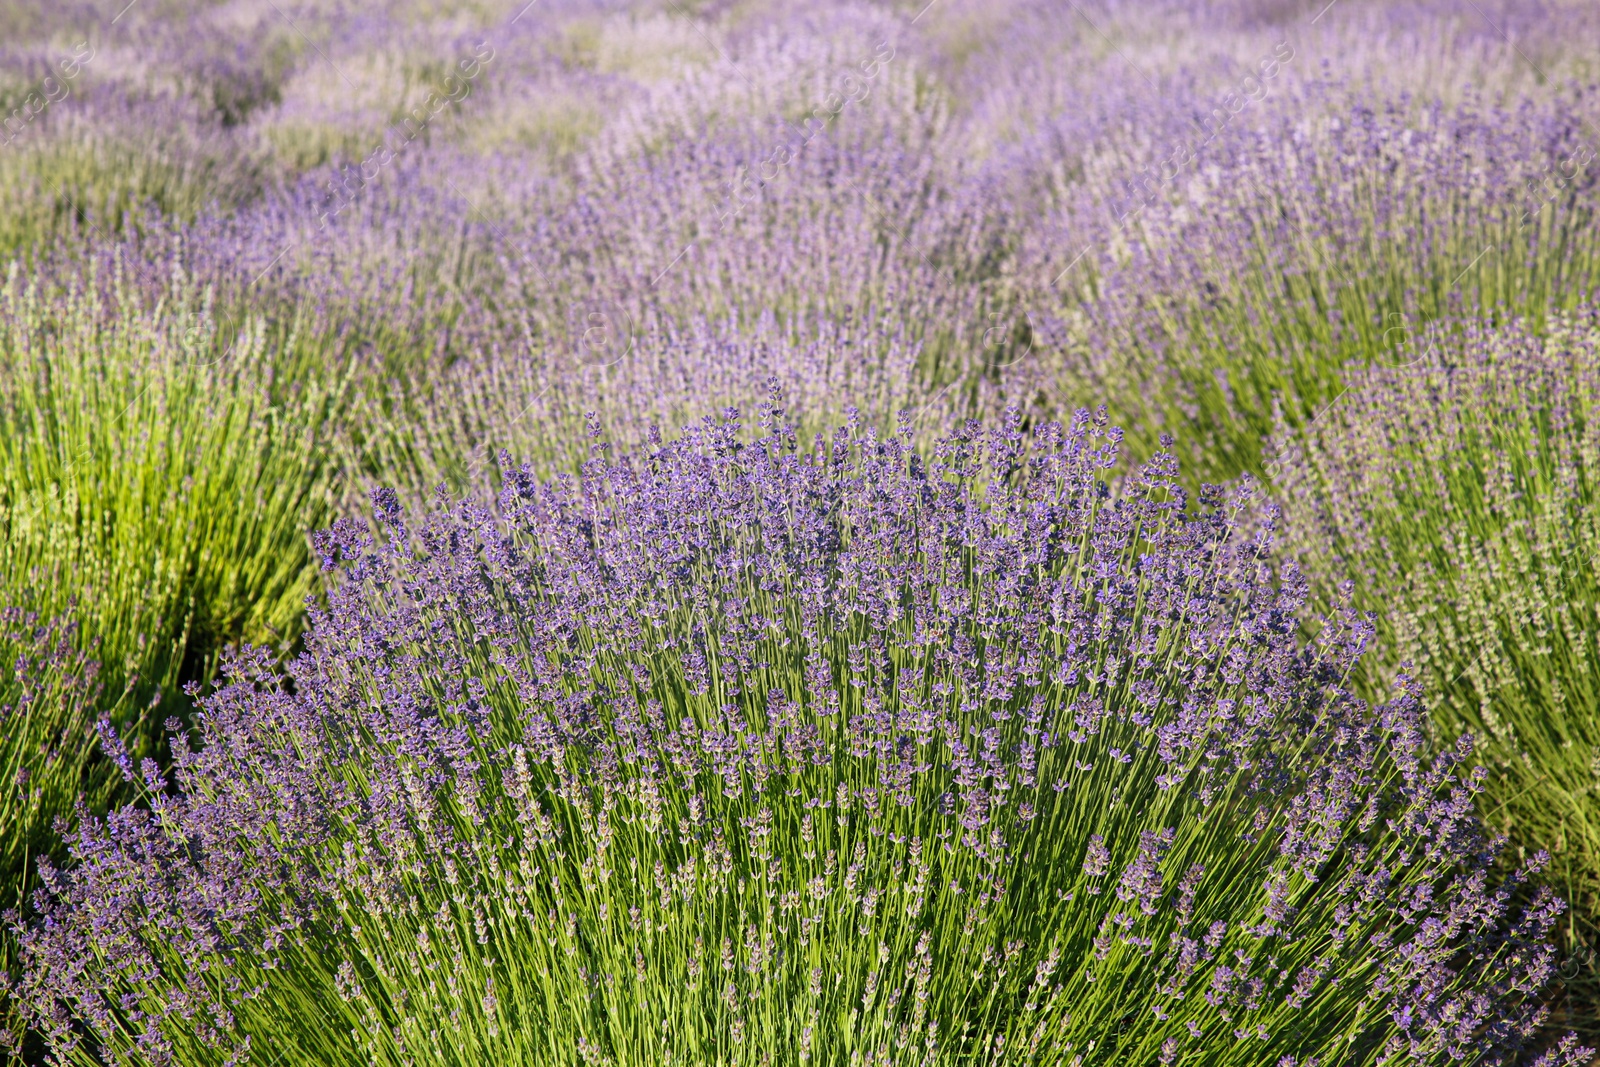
0 254 344 729
14 400 1584 1066
8 0 1600 1059
1271 306 1600 981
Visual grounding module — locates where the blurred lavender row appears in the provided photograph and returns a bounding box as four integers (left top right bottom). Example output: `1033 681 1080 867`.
5 0 1599 492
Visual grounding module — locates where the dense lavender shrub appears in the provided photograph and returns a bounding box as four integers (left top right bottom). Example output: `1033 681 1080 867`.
1272 307 1600 1006
7 0 1600 1058
0 252 347 1033
14 400 1584 1066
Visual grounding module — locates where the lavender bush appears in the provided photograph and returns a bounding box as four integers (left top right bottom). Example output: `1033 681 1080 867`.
0 247 352 1055
1027 81 1600 483
13 402 1584 1066
0 253 344 729
1270 306 1600 1027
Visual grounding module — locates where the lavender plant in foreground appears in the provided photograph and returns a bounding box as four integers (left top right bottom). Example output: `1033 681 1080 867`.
13 397 1589 1066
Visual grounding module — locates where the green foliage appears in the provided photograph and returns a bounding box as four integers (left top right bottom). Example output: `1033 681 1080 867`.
0 259 342 723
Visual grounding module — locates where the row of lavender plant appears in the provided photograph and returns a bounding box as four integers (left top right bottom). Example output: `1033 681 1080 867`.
15 0 1600 488
116 77 1600 498
11 400 1585 1065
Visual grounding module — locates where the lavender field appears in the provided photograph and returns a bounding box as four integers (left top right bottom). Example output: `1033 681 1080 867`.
2 0 1600 1063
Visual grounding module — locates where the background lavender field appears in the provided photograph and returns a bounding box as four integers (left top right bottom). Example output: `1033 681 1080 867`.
3 0 1600 1063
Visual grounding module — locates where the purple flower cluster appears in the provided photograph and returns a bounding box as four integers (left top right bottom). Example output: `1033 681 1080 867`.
11 399 1584 1065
